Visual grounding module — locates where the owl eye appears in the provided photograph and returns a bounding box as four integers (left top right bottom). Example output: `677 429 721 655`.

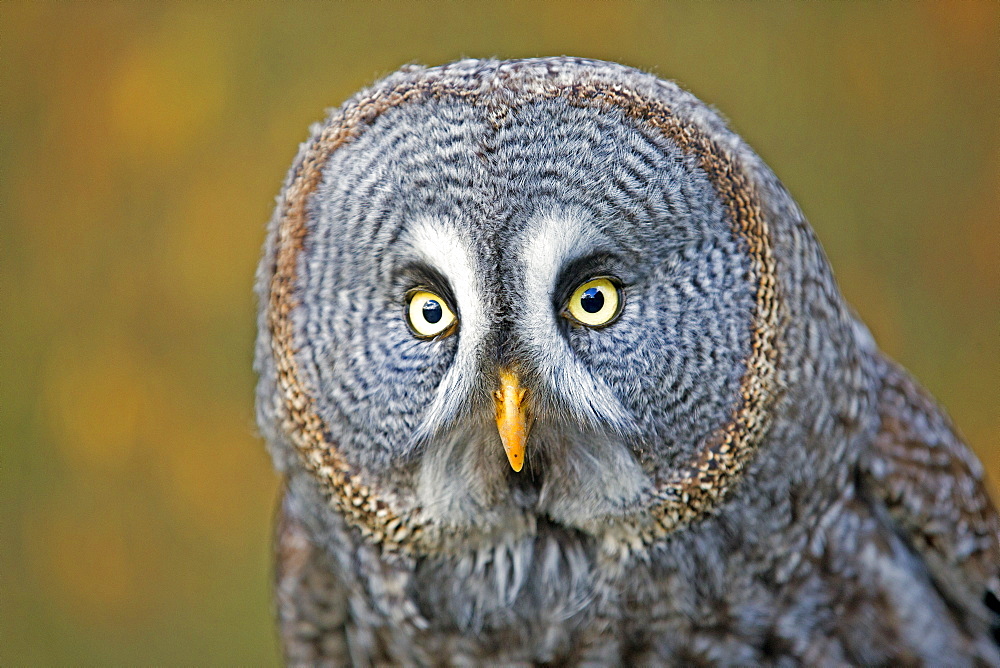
564 277 622 328
406 289 457 338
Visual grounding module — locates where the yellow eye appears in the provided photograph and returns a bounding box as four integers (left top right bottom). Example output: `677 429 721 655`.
406 290 457 338
565 277 622 327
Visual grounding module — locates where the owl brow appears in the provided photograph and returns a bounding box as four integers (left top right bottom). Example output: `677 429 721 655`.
397 261 458 309
552 252 626 307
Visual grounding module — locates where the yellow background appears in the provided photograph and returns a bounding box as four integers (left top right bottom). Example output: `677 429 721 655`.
3 2 997 664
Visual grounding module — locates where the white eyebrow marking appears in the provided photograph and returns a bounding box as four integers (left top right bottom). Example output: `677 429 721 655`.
399 217 484 439
523 209 604 302
520 209 636 434
402 216 482 333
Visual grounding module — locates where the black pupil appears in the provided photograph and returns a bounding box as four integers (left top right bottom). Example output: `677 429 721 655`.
580 287 605 314
422 299 443 324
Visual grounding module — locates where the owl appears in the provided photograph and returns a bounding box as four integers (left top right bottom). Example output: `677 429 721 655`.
255 58 999 665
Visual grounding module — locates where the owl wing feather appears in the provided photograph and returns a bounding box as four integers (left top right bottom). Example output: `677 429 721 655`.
861 354 1000 646
274 493 351 666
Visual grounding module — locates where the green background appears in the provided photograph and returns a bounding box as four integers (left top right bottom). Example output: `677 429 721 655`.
3 2 997 664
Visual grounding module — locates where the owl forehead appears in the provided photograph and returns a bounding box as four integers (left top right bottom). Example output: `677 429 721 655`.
307 96 724 288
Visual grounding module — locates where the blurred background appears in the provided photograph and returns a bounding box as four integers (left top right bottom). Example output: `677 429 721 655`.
2 2 997 664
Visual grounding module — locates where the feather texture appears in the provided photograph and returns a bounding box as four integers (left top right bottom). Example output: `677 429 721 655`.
255 57 1000 665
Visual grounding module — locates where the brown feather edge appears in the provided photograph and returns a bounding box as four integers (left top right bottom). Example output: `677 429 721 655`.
265 63 779 555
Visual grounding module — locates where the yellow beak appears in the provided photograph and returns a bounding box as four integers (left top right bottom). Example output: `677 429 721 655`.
494 369 528 472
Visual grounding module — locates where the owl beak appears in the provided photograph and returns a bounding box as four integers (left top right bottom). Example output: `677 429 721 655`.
494 369 528 472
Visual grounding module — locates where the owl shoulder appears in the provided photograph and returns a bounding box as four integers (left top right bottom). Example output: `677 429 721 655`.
860 353 1000 645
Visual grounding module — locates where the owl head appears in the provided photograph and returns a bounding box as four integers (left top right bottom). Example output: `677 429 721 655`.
256 58 871 557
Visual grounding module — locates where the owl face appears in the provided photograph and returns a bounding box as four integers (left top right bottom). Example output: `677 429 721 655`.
260 59 778 551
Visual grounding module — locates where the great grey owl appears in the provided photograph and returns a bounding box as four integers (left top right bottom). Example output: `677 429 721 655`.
255 58 1000 665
